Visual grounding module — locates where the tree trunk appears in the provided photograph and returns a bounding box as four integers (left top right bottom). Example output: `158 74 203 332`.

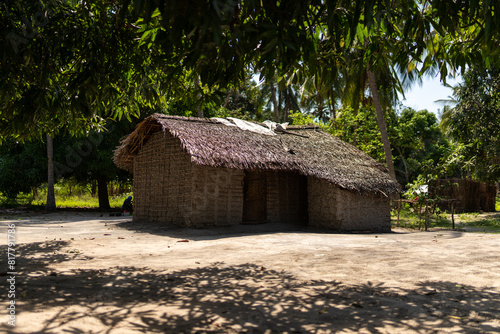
97 176 110 210
395 145 409 184
108 182 114 197
91 180 97 196
283 88 292 122
45 134 56 212
283 85 295 122
194 77 204 118
223 90 233 108
269 78 280 122
328 96 337 128
367 69 397 181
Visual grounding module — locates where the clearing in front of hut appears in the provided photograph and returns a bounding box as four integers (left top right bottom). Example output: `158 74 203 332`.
1 212 499 333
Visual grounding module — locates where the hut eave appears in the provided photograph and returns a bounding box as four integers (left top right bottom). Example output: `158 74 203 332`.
113 114 401 195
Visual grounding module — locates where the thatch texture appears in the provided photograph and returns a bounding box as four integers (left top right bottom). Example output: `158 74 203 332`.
114 114 400 196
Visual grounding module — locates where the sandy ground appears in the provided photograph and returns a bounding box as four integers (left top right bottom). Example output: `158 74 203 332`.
0 212 499 334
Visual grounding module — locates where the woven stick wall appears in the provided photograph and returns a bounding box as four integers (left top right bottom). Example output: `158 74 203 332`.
190 165 244 226
133 131 194 224
430 178 497 212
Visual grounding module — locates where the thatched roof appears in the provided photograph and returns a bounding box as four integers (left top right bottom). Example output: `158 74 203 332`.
114 114 400 195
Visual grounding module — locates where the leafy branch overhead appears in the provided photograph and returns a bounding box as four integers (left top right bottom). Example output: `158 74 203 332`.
2 0 500 137
0 1 157 137
129 0 500 85
1 1 500 187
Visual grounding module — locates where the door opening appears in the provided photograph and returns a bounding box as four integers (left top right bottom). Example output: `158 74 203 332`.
242 171 267 223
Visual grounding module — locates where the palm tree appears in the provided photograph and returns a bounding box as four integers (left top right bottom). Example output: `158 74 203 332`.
297 74 341 125
366 68 397 180
266 75 301 123
338 45 403 180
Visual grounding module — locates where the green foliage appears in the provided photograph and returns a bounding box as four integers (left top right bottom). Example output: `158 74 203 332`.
326 106 451 188
129 0 500 100
454 212 500 233
0 139 47 199
392 207 452 230
3 0 500 138
160 71 272 120
133 0 342 88
435 143 469 179
38 192 132 210
221 76 269 118
288 112 319 127
442 67 500 181
0 0 157 138
54 119 134 182
392 207 500 233
404 174 432 202
392 108 451 184
0 181 132 209
329 106 390 163
0 117 135 207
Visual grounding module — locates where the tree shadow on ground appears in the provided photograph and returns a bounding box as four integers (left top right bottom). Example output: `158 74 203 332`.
0 241 87 274
115 219 398 242
0 248 498 334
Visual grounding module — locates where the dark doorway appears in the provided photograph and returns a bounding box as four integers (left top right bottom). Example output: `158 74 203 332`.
281 172 308 225
243 171 267 223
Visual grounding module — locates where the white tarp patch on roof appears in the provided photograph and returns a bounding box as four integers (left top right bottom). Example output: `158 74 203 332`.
228 117 277 135
210 117 236 127
262 120 288 131
211 117 277 136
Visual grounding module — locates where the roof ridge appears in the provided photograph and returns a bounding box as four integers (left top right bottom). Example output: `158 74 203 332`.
113 114 401 195
152 114 218 124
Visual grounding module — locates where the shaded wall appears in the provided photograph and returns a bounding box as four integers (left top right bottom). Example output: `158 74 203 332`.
189 165 244 226
133 131 194 224
307 177 340 229
266 171 308 225
133 131 244 227
242 170 268 222
336 188 391 232
308 177 391 232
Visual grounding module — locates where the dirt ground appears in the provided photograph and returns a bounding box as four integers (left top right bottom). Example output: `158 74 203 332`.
0 212 499 334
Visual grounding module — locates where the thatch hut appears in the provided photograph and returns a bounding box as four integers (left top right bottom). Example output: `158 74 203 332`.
114 114 400 231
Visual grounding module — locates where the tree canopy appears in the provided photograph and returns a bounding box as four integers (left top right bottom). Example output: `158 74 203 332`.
441 67 500 181
2 0 500 135
130 0 500 87
0 138 46 199
0 0 157 138
392 108 450 184
327 106 450 185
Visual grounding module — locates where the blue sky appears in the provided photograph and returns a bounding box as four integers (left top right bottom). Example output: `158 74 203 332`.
398 75 459 116
254 73 460 117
